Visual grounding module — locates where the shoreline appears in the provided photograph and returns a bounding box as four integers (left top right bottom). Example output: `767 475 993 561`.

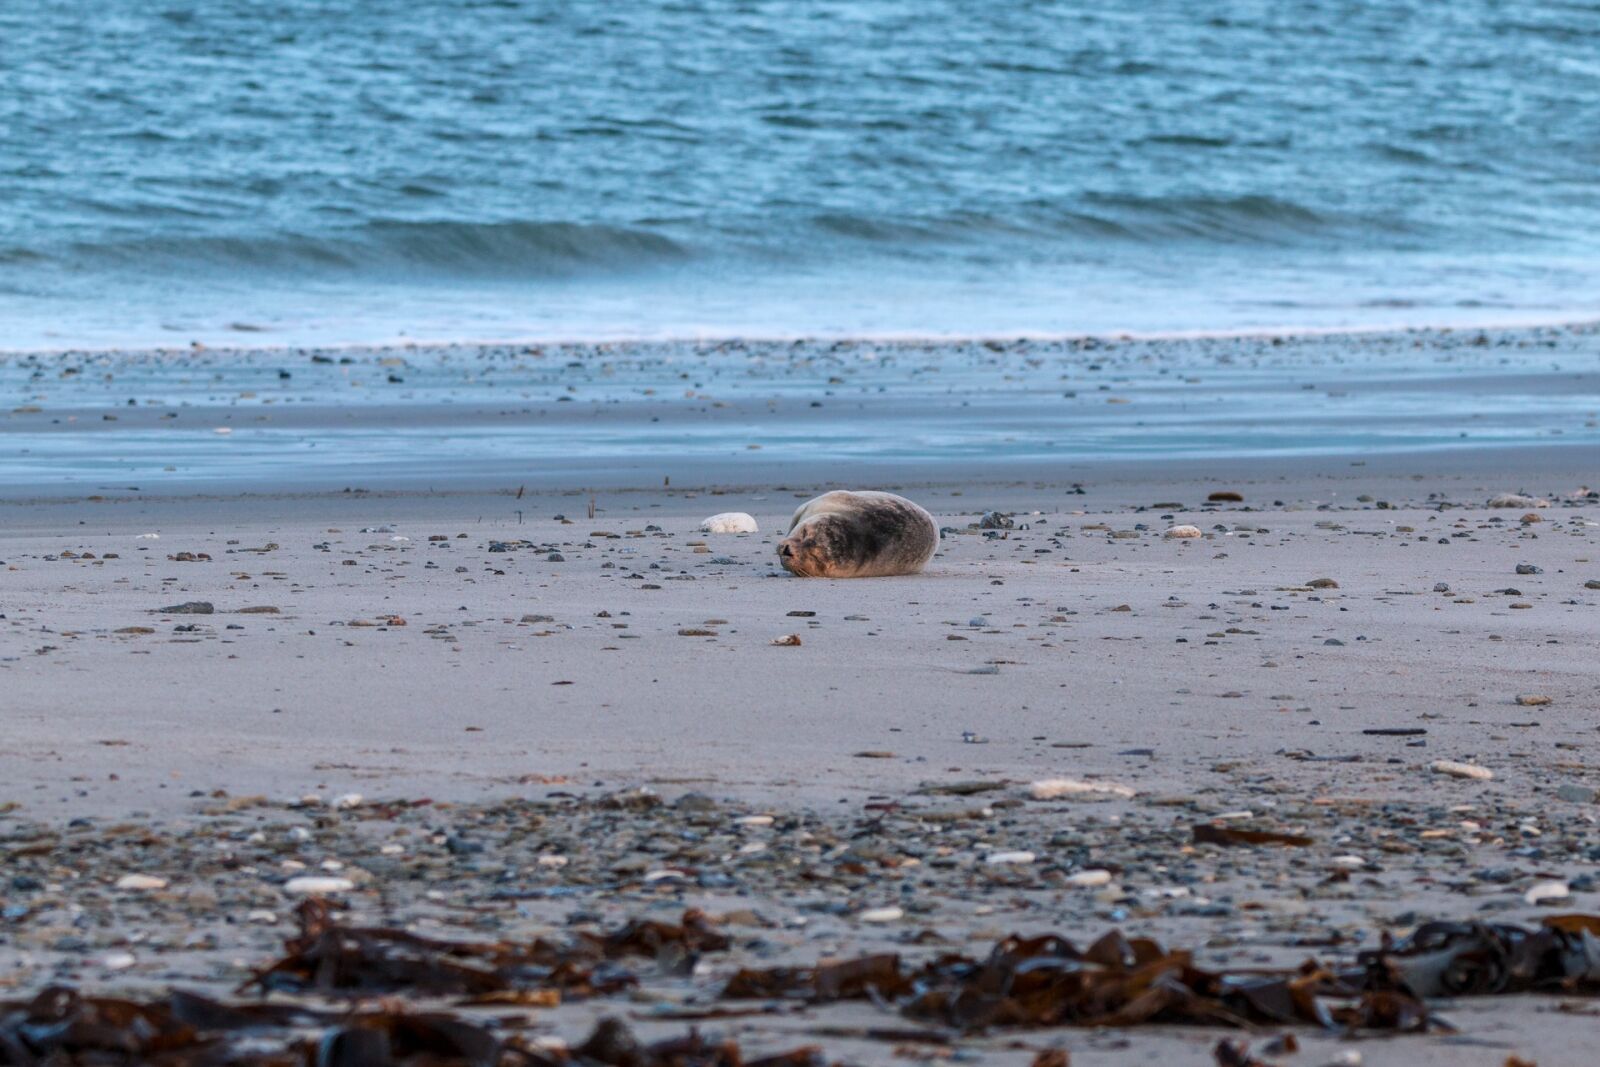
4 312 1598 360
3 324 1596 498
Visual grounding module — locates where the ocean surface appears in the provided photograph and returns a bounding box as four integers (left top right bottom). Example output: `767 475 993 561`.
4 0 1600 349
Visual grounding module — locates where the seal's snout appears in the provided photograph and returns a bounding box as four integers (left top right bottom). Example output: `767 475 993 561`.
778 541 794 558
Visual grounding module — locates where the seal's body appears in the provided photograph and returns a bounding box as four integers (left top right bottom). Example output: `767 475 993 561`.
777 491 938 578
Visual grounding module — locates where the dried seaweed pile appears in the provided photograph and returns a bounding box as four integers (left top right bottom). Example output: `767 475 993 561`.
0 987 825 1066
244 899 729 1000
3 902 1598 1065
725 915 1600 1034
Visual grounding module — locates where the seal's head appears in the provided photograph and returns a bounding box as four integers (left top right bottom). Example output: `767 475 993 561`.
776 513 861 578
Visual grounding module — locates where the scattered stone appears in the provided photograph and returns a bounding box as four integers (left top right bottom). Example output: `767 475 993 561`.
1430 760 1493 781
1514 564 1542 575
977 511 1015 529
1555 784 1597 804
283 876 355 895
1064 869 1113 887
1524 880 1570 906
155 601 214 615
1515 694 1553 707
114 874 168 891
857 906 904 923
984 850 1037 866
1307 577 1339 589
1165 525 1203 539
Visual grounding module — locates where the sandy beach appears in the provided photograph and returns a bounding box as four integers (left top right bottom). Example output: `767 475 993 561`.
3 338 1597 1063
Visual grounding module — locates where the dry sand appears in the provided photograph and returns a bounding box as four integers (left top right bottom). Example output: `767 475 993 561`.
2 439 1598 1064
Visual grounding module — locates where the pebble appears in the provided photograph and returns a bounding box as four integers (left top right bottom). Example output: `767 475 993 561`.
771 634 802 646
857 905 904 923
283 876 355 895
1525 880 1570 905
100 951 138 971
700 512 759 534
114 874 168 891
1556 784 1597 804
1430 760 1493 780
1165 525 1202 539
1306 577 1339 589
1028 778 1136 799
1064 869 1113 887
1515 694 1552 706
984 850 1037 866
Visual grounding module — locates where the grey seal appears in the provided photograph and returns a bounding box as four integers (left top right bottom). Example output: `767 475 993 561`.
776 490 938 578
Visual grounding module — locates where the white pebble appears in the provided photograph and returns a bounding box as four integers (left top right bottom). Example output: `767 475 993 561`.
1165 525 1203 539
537 854 569 868
1331 855 1367 869
283 876 354 895
101 951 138 971
1525 880 1570 905
1431 760 1493 780
700 512 759 534
247 910 278 925
985 850 1036 866
643 868 689 882
115 874 168 891
735 815 775 827
1065 869 1113 887
212 427 232 435
1028 778 1136 800
333 793 363 809
858 905 904 923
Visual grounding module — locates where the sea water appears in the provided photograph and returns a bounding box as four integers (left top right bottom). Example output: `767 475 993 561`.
4 0 1600 349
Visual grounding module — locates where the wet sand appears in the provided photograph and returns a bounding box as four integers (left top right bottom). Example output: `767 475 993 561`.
1 330 1598 1064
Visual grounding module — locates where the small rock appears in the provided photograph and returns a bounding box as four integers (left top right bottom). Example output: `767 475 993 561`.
1525 880 1570 906
283 876 355 895
771 634 802 646
984 850 1037 866
1064 869 1113 887
115 874 168 891
701 512 759 534
1555 783 1597 804
1165 525 1202 539
977 511 1015 529
1430 760 1493 780
156 601 214 615
858 906 904 923
1515 564 1542 575
1307 577 1339 589
101 951 138 971
1516 694 1553 706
